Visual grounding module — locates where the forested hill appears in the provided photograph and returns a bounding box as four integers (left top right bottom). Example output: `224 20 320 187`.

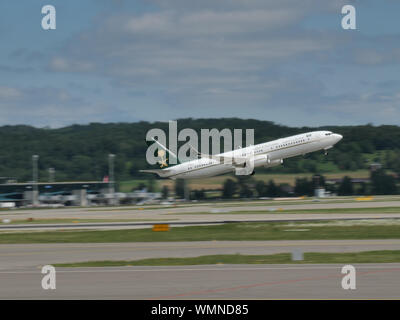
1 118 399 182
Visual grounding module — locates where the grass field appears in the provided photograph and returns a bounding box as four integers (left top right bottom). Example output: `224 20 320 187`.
119 170 371 192
0 218 178 225
2 221 400 244
172 206 400 215
156 197 400 209
119 179 154 192
54 250 400 267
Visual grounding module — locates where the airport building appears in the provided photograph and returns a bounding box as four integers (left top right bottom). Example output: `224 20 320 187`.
0 181 161 207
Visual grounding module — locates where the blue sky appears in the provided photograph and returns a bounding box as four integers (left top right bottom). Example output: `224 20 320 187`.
0 0 399 127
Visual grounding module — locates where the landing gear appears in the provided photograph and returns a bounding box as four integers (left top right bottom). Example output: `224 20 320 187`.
324 146 333 156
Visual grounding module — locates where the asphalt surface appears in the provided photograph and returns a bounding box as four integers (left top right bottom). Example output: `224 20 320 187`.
0 199 399 299
1 263 399 299
2 240 400 270
1 200 400 230
2 216 400 231
1 240 400 299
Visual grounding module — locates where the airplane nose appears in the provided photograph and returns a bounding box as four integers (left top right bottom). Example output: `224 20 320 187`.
335 134 343 141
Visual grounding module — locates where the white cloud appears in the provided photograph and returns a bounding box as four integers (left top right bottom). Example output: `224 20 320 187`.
0 86 22 99
48 3 336 97
354 48 400 65
8 0 398 126
0 86 107 127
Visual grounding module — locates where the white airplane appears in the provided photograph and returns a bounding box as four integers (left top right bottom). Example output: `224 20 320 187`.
140 131 343 179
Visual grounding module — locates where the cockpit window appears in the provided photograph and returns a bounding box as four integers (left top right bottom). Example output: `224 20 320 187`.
325 132 332 136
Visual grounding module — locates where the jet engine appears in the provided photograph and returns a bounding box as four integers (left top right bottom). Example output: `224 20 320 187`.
264 158 283 168
253 155 283 168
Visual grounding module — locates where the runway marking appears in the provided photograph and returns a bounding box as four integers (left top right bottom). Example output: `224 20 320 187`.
1 239 400 249
3 214 400 231
1 264 400 274
148 267 400 299
1 240 400 258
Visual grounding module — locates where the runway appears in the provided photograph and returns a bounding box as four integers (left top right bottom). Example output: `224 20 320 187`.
0 199 399 299
3 216 400 231
1 239 400 270
1 200 400 230
1 239 400 299
3 200 400 219
1 263 399 299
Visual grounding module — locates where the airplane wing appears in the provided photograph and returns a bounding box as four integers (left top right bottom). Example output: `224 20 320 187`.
139 169 172 178
188 144 249 166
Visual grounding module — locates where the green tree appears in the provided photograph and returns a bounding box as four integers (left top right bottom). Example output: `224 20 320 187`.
255 180 266 197
1 120 400 182
191 189 206 200
356 182 368 195
161 185 169 199
266 180 279 197
371 170 397 195
175 179 186 199
338 176 353 196
294 178 313 196
147 178 155 192
134 182 146 191
222 178 237 199
312 174 326 189
236 175 254 198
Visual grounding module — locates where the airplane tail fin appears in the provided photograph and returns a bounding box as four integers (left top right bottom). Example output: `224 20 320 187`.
146 137 180 168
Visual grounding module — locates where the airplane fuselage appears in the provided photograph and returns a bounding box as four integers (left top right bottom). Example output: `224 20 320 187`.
153 131 342 179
